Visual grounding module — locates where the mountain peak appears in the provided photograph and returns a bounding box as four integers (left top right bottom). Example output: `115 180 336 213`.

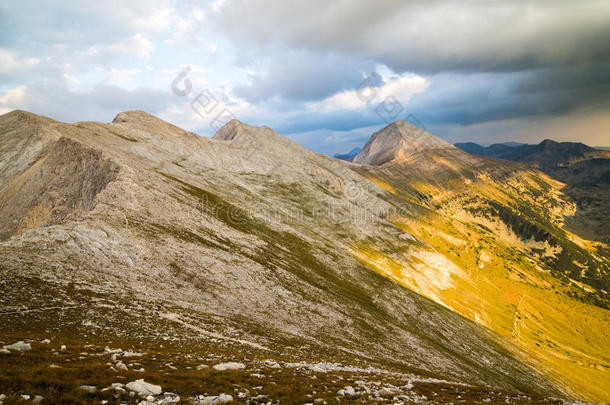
0 109 58 127
212 119 301 153
112 110 162 124
352 120 454 165
111 110 197 138
211 119 252 141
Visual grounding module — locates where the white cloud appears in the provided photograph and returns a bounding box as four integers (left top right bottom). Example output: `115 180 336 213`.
0 85 29 113
168 6 208 46
105 68 141 85
309 71 429 112
0 80 174 123
216 0 610 72
211 0 229 14
0 49 40 74
106 34 155 60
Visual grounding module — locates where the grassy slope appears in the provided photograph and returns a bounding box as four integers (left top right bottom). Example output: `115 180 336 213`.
352 163 610 403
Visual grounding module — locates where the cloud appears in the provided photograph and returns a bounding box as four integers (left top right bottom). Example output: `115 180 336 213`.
0 80 174 123
308 72 429 112
0 49 40 75
205 0 610 144
0 0 608 152
215 0 610 73
0 85 28 114
106 34 155 60
104 68 142 85
233 50 377 103
0 0 174 47
286 124 382 155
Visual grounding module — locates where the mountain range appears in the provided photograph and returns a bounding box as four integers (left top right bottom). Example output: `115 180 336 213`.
0 111 608 404
455 140 610 243
332 147 361 161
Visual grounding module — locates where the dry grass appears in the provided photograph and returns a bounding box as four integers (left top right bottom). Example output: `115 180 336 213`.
0 328 572 405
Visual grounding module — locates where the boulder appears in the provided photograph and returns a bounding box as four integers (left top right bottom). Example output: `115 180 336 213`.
126 379 162 396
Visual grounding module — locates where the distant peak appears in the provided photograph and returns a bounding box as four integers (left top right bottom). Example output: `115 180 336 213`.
352 120 454 165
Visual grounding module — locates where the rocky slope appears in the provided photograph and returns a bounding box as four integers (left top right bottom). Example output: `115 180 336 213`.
0 110 608 403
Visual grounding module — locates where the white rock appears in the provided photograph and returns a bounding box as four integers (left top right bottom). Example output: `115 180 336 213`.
158 392 180 404
212 362 245 371
0 349 10 354
123 351 144 357
126 379 162 396
33 395 44 403
4 341 31 352
196 364 208 370
41 339 51 344
378 387 395 397
263 360 281 368
79 385 97 393
60 345 66 351
196 394 233 404
115 361 128 371
338 386 356 397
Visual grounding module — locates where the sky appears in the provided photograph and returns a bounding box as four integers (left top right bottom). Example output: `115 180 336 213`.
1 0 609 155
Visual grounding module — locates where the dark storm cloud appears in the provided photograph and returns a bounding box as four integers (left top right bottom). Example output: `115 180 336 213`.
214 0 610 131
216 0 610 73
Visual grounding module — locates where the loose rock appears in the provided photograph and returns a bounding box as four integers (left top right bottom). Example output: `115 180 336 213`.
3 341 31 352
212 362 245 371
126 379 162 396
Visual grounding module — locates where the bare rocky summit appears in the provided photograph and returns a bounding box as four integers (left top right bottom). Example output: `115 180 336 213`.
352 120 455 165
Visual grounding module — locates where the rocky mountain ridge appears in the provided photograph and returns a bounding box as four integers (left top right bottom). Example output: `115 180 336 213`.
0 110 608 403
